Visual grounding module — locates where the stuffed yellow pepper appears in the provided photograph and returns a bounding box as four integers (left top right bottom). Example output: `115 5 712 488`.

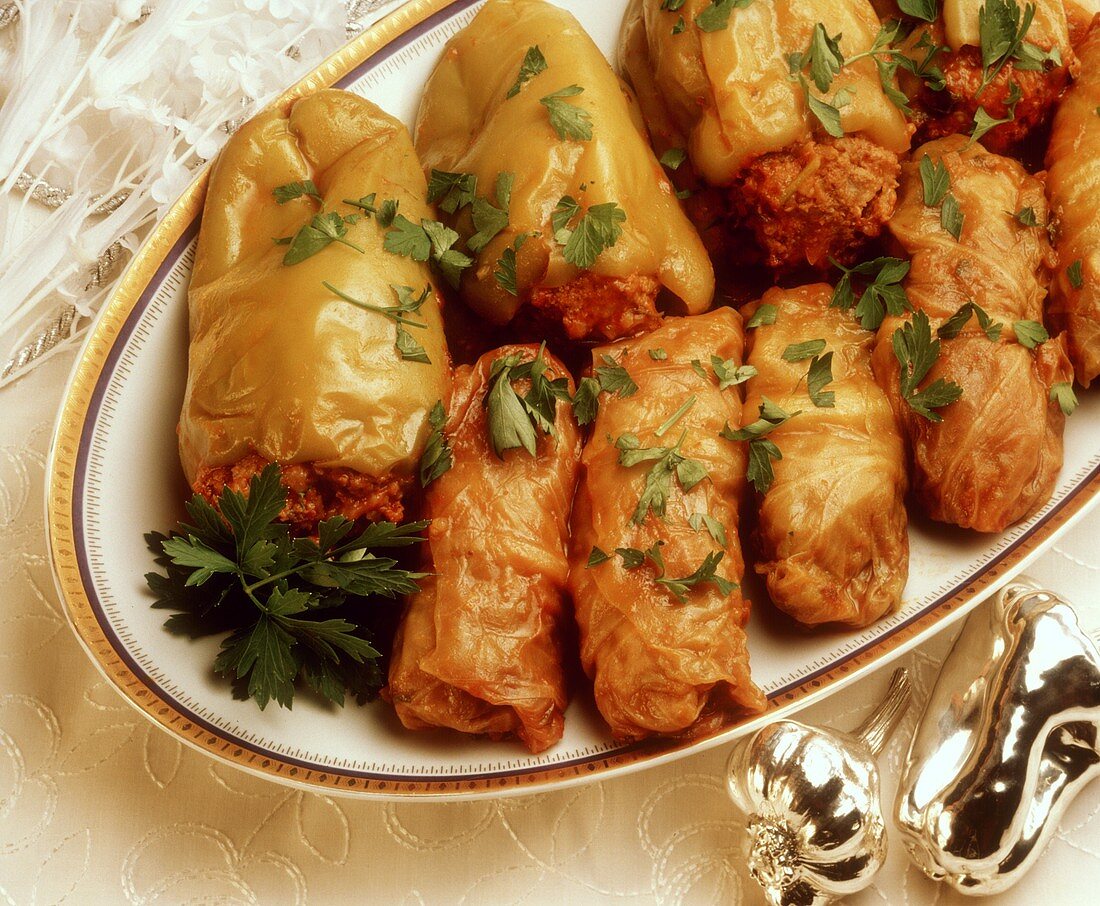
619 0 911 270
414 0 714 341
179 90 451 531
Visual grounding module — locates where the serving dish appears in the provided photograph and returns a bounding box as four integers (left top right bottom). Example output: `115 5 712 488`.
46 0 1100 799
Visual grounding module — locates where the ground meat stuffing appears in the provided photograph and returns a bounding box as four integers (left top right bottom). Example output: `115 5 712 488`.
194 452 410 533
731 135 900 270
909 47 1069 153
530 272 662 341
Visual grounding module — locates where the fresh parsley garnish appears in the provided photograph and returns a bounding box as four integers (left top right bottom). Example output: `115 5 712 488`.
1012 206 1039 227
573 353 639 426
898 0 937 21
710 355 756 389
273 180 322 204
745 304 778 329
689 512 728 547
720 397 799 494
695 0 753 33
604 541 737 602
552 196 627 269
649 347 668 361
540 85 593 141
485 345 572 459
494 232 534 296
419 400 452 487
937 301 1003 340
655 395 697 438
969 82 1022 145
941 193 964 240
660 148 687 170
891 310 963 422
829 256 912 330
146 465 427 710
384 216 474 288
324 282 433 364
1068 259 1085 289
586 546 611 567
1050 381 1078 416
782 339 826 362
1012 319 1049 348
919 155 950 206
806 353 836 408
427 170 477 214
977 0 1058 96
507 45 548 99
616 430 707 525
281 212 365 266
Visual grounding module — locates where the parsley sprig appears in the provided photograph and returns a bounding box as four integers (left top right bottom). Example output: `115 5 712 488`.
324 282 434 364
720 397 799 494
589 541 737 602
507 45 548 99
937 301 1003 341
977 0 1060 97
616 429 707 525
891 310 964 421
419 400 453 487
573 353 638 426
146 465 427 710
552 196 627 268
540 85 593 141
485 345 572 459
829 256 912 330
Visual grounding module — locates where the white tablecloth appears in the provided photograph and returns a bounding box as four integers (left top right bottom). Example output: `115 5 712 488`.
1 337 1098 905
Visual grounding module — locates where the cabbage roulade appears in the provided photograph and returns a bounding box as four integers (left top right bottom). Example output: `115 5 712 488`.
180 90 451 531
742 285 908 628
387 344 581 753
896 0 1074 152
619 0 910 270
567 308 765 742
1046 23 1100 387
414 0 713 341
871 135 1072 532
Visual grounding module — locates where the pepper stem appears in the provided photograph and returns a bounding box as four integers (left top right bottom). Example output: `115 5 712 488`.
853 667 911 756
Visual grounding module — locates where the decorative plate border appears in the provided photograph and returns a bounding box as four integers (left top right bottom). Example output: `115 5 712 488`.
46 0 1100 800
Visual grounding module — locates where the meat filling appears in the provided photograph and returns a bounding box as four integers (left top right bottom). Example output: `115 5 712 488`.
530 272 662 341
731 135 900 270
194 452 409 532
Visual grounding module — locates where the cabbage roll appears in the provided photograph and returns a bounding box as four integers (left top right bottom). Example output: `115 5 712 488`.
1046 24 1100 387
387 344 581 753
872 135 1071 532
414 0 714 341
896 0 1074 152
619 0 910 270
180 90 451 531
568 308 765 742
743 285 908 627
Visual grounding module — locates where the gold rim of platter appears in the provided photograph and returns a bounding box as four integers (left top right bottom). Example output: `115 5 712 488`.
45 0 1100 799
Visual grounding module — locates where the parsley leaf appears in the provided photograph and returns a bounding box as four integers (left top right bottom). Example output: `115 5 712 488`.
649 347 668 361
710 355 756 389
324 282 433 364
573 353 639 426
384 217 473 288
891 310 963 422
493 232 533 297
919 154 950 206
485 345 571 459
689 512 728 547
655 395 697 438
782 339 826 362
941 193 964 240
147 464 427 710
507 45 548 98
1050 381 1079 416
830 256 912 330
696 0 754 33
720 397 798 493
282 212 365 266
384 214 432 260
660 148 687 170
552 197 627 269
1068 259 1085 289
937 301 1002 340
1013 206 1039 227
969 82 1022 145
806 352 836 408
616 430 707 524
273 180 321 204
419 400 452 487
427 170 477 214
587 546 611 567
610 542 736 601
540 85 593 141
898 0 938 21
1013 319 1049 348
745 304 778 328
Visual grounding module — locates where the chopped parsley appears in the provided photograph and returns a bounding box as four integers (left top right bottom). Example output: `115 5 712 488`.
419 401 453 487
485 345 571 459
937 301 1002 341
603 541 737 602
745 304 778 329
1012 319 1049 348
493 232 535 296
507 45 548 99
1012 206 1039 227
540 85 593 141
829 256 912 330
919 155 951 207
552 196 626 268
426 169 477 213
616 430 707 524
720 397 798 494
806 353 836 408
941 193 964 241
383 216 473 288
324 282 434 365
660 148 687 170
977 0 1059 97
573 353 638 427
1050 381 1079 416
782 339 826 362
891 310 963 422
1068 259 1085 289
689 512 728 547
273 180 321 204
695 0 754 34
